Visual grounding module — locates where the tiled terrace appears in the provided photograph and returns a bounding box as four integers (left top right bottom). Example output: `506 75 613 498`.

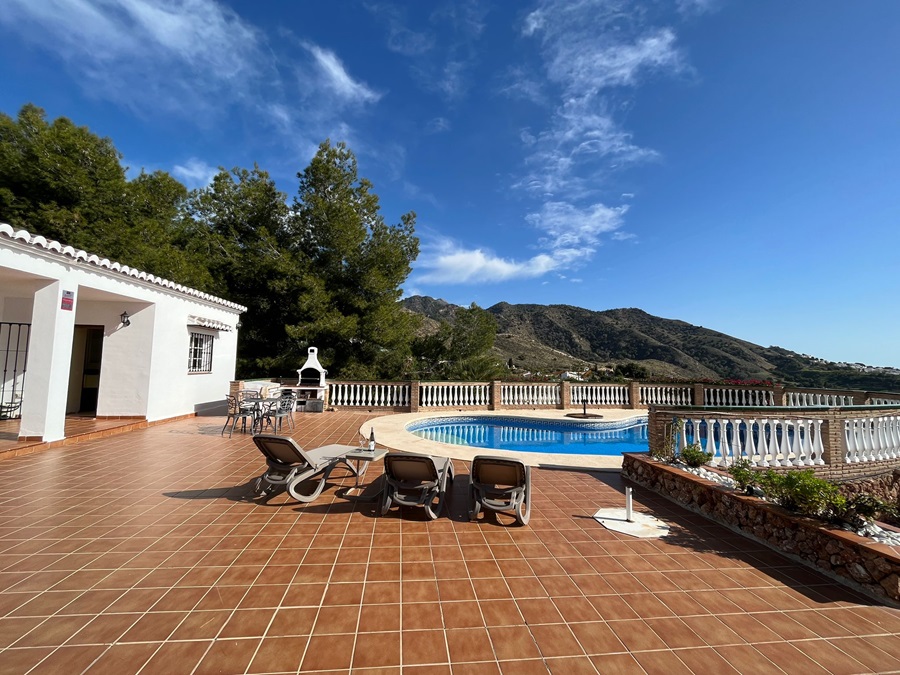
0 412 899 674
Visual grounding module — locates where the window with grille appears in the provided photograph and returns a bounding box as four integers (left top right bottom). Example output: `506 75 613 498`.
188 332 214 373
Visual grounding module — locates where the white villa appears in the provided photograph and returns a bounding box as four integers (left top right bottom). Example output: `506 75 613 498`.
0 224 245 443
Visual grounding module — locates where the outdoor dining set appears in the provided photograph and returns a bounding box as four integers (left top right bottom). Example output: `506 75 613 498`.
222 387 299 437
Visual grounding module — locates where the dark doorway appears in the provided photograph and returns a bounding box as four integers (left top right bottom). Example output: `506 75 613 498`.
78 327 104 413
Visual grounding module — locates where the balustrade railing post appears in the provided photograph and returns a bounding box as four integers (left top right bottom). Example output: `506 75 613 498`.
819 408 845 465
693 383 705 406
490 380 502 411
629 381 641 409
560 381 571 410
772 384 785 406
409 380 420 413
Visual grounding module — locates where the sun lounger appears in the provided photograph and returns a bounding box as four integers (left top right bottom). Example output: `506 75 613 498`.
251 434 358 502
380 452 454 520
468 455 531 525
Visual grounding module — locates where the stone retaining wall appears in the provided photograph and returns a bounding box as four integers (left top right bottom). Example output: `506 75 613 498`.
622 453 900 606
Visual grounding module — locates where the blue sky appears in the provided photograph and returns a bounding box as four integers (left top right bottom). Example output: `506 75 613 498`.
2 1 899 368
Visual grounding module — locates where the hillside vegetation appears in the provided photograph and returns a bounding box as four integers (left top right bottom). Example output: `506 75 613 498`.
402 296 900 391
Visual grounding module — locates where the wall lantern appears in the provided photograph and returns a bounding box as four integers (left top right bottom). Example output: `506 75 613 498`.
120 311 131 327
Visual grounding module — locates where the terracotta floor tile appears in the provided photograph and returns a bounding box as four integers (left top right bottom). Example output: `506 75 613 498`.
139 639 212 673
791 639 873 674
632 649 696 675
446 626 496 663
27 644 107 674
674 647 743 674
588 652 647 674
0 414 897 675
402 628 448 665
249 635 310 673
529 623 584 657
83 642 160 675
354 630 402 668
193 637 260 675
753 642 831 675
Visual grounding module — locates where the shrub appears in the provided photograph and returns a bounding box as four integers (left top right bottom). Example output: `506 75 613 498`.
831 493 899 528
680 443 713 468
727 459 758 494
756 469 844 518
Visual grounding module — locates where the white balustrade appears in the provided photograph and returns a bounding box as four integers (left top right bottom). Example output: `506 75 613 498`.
845 415 900 463
785 391 854 407
501 384 561 406
704 388 774 407
571 385 630 406
679 415 825 468
419 382 490 408
870 397 900 406
640 385 692 406
328 382 410 408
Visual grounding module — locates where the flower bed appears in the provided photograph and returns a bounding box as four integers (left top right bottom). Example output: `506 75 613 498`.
622 452 900 605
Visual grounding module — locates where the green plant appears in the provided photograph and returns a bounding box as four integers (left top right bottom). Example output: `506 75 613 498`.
831 493 899 528
652 418 683 462
727 458 758 494
680 443 713 468
755 469 844 518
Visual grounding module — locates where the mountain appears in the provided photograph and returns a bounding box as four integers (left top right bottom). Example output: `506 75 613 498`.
401 296 900 391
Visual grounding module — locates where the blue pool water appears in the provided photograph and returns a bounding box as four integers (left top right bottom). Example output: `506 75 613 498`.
406 416 649 456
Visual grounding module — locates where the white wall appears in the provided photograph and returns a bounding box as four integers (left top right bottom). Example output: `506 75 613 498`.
0 238 243 437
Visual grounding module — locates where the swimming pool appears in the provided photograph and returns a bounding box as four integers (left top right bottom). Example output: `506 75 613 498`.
406 415 649 456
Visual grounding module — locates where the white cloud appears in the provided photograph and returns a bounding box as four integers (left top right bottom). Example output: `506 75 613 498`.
365 3 434 56
303 43 381 105
416 238 559 284
426 117 451 133
1 0 266 118
172 158 218 188
527 201 628 259
0 0 382 162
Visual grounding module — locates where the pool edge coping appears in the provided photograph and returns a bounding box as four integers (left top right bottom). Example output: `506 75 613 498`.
359 409 649 470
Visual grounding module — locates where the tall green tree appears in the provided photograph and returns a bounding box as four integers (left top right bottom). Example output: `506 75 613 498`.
182 166 303 376
285 140 420 378
0 104 204 285
412 303 501 380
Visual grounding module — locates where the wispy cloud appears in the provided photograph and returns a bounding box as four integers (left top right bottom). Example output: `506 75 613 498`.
416 237 559 284
302 43 382 105
1 0 267 119
172 158 218 188
370 0 488 102
426 117 451 133
527 201 629 264
1 0 382 166
501 0 690 276
365 3 435 56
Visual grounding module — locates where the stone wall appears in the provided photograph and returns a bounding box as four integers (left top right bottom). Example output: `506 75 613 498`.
622 453 900 606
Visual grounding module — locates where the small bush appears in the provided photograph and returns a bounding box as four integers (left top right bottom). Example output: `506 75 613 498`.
727 459 758 494
756 469 843 518
832 493 899 528
680 443 713 468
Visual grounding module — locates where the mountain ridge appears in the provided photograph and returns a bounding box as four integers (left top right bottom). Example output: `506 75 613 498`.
401 296 900 391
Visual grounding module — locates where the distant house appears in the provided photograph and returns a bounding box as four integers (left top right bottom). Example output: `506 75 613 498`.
0 224 245 443
560 371 585 381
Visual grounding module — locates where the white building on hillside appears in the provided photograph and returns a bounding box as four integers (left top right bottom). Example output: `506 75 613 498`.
0 224 245 443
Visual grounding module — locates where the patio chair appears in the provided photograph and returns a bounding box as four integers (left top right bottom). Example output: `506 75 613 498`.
271 391 296 430
251 434 358 502
380 452 454 520
222 394 255 437
468 455 531 525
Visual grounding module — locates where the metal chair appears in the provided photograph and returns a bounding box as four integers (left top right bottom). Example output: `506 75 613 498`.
222 394 255 437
